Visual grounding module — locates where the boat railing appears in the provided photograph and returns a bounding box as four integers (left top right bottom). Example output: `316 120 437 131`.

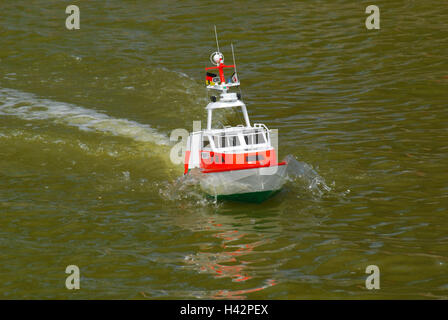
253 123 271 145
254 123 269 132
202 127 270 150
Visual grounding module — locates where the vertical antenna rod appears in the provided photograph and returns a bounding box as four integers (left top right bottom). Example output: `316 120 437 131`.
231 43 237 77
214 25 220 52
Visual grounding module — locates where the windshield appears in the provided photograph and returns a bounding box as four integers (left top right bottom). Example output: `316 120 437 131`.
211 106 247 128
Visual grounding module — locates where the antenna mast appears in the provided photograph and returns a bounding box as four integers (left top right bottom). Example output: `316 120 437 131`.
231 43 237 77
214 25 220 52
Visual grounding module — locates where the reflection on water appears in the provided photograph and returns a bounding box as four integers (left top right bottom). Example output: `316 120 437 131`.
183 218 277 299
167 207 282 299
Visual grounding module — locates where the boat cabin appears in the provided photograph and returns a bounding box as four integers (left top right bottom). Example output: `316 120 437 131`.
184 92 278 174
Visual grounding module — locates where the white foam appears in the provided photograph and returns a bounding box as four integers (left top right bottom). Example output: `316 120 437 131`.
284 155 333 197
0 87 170 145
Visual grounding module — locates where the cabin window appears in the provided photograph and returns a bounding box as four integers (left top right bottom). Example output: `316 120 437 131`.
221 136 226 148
202 136 211 149
213 136 220 148
244 132 265 145
255 133 265 144
245 155 265 162
227 136 240 147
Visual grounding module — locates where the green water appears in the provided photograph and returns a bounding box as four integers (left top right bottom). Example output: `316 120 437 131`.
1 0 447 299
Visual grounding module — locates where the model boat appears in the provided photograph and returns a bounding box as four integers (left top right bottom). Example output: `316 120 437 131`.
183 32 288 203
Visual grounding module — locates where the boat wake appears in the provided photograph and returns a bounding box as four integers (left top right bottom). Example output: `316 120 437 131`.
0 87 170 145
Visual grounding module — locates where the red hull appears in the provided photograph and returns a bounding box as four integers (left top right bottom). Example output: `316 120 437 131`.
184 149 283 174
